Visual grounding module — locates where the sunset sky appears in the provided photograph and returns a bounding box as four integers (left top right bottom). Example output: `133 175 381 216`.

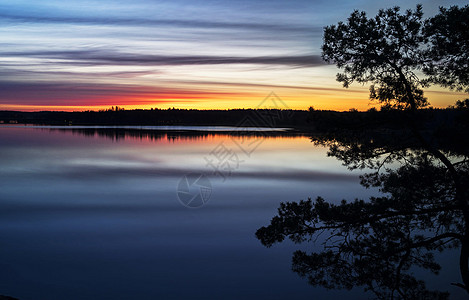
0 0 467 111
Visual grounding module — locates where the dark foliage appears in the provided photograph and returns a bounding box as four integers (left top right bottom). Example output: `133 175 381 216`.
322 5 428 110
257 4 469 299
424 5 469 93
256 129 469 299
322 5 469 110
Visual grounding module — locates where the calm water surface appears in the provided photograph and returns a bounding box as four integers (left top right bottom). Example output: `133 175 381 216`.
0 126 463 299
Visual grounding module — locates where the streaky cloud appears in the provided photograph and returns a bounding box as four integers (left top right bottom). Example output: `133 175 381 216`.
0 81 248 105
0 12 320 34
1 49 324 68
172 79 366 93
0 68 160 79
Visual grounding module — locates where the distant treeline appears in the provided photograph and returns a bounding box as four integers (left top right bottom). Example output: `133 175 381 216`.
0 107 467 134
0 109 307 128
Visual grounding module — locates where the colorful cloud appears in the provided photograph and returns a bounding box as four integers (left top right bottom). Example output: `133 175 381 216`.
0 0 466 111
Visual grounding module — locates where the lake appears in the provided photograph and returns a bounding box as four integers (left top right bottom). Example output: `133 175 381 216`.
0 126 464 299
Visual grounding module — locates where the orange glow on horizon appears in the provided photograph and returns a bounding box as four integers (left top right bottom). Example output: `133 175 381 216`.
0 88 465 112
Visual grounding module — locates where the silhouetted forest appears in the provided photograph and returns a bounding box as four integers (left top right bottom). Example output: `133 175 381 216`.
0 109 305 127
0 108 467 135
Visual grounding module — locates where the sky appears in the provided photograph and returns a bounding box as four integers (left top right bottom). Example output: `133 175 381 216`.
0 0 467 111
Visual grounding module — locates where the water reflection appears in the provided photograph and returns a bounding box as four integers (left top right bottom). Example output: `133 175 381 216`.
46 127 308 142
256 126 469 299
0 126 375 300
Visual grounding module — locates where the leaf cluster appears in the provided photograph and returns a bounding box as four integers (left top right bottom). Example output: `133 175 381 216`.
322 4 469 109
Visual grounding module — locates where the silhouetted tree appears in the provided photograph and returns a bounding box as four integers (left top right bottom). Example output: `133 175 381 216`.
453 99 469 110
322 4 469 110
322 5 428 110
257 4 469 299
424 5 469 93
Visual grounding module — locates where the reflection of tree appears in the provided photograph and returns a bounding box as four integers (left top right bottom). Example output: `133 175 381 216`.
255 5 469 298
256 130 469 298
48 128 307 142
